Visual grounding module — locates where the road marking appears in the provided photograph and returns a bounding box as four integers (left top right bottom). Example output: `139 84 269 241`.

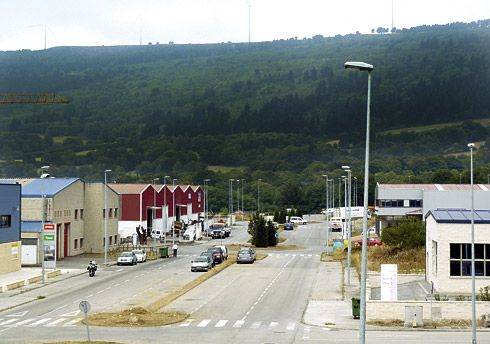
270 321 278 328
114 283 121 287
6 318 36 327
180 319 194 327
45 318 67 326
86 294 94 298
308 254 312 257
233 320 244 328
27 318 52 326
197 319 211 327
303 326 311 339
6 311 28 317
95 290 104 295
250 321 261 329
116 268 124 272
286 322 295 331
60 310 80 317
215 320 228 328
63 319 80 327
0 319 18 326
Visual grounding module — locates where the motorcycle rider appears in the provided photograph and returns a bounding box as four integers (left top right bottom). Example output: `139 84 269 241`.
87 260 97 277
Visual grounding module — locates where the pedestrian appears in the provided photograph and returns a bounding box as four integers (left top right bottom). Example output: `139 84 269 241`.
172 243 178 257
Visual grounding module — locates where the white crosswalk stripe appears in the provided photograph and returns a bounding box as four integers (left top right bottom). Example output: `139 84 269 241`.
0 319 17 326
27 318 52 326
270 321 278 327
233 320 244 328
250 321 261 329
197 319 211 327
6 318 37 327
215 320 228 328
287 322 296 331
63 319 80 327
45 318 67 326
180 319 194 327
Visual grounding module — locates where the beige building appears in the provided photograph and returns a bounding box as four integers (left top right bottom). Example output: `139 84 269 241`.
426 209 490 295
84 183 119 253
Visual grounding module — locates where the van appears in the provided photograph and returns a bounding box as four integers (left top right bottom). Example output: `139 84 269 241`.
290 216 308 225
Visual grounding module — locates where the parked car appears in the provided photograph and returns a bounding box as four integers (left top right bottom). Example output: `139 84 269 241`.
290 216 308 225
214 245 228 260
357 237 383 246
237 248 256 264
200 251 216 267
191 256 213 272
132 249 147 263
284 222 294 230
206 247 224 264
117 251 137 265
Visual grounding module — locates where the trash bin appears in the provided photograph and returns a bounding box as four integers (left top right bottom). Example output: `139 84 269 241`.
159 247 169 258
352 298 360 319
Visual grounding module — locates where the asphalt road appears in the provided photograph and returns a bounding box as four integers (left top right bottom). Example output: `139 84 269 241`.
1 216 489 343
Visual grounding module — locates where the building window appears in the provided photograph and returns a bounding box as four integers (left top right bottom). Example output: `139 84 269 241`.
188 193 192 199
114 234 118 244
0 215 11 228
109 208 113 218
109 236 113 245
74 209 78 220
114 208 118 218
450 243 490 277
103 209 106 219
80 209 84 220
409 200 422 207
80 238 84 248
74 239 78 249
198 192 201 202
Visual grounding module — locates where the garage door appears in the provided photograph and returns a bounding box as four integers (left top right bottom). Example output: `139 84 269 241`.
22 245 38 265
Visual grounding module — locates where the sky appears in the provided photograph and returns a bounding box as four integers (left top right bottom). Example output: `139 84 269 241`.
0 0 489 51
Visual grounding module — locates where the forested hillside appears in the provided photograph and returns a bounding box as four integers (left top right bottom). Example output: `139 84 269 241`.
1 20 489 212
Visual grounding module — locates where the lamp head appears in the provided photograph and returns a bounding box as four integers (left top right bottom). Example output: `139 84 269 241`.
468 143 475 149
344 61 374 72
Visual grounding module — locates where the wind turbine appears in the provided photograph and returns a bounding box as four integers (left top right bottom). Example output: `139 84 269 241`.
246 0 251 43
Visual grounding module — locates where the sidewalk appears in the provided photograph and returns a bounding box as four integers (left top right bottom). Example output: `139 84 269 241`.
303 258 361 330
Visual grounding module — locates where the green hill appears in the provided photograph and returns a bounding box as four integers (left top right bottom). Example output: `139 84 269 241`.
1 20 490 212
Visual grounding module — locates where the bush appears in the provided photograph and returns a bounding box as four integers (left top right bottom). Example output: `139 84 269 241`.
381 219 425 250
248 213 278 247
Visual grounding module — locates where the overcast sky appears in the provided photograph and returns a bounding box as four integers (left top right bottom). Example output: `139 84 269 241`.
0 0 489 51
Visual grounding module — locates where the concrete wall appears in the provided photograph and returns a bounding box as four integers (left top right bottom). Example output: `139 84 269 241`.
84 183 119 253
0 241 21 274
426 215 490 294
367 300 490 321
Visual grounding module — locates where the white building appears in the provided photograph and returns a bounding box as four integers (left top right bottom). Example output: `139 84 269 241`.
426 209 490 295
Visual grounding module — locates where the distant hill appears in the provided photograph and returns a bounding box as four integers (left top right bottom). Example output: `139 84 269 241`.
1 20 489 212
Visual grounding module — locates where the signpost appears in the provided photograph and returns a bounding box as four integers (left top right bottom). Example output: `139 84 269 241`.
79 300 91 342
43 223 56 269
380 264 398 301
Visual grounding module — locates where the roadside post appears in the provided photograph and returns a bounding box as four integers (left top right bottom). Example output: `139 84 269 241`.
79 300 91 342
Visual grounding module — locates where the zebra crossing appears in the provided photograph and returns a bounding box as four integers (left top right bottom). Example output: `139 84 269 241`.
171 318 298 331
267 253 319 258
0 317 80 328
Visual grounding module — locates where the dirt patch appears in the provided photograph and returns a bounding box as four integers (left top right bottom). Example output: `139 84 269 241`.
86 307 187 327
42 342 121 344
255 253 268 260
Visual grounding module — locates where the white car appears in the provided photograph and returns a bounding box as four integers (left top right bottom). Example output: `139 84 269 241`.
132 249 147 263
191 256 213 272
290 216 308 225
117 251 137 266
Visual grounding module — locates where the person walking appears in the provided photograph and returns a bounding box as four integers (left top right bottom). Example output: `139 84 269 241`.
172 243 178 257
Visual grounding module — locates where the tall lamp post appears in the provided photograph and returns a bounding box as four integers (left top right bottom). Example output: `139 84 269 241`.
322 174 330 252
229 179 234 226
354 177 358 206
236 179 240 221
172 178 178 245
204 179 211 235
241 179 245 220
343 166 352 285
345 60 373 344
40 165 50 284
257 179 262 214
469 142 477 344
163 175 170 245
104 169 111 265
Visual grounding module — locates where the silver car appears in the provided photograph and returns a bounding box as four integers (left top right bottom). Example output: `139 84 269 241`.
132 249 147 263
237 248 256 264
117 251 137 266
191 256 213 272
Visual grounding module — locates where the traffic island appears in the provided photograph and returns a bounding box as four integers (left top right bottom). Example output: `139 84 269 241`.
85 307 188 327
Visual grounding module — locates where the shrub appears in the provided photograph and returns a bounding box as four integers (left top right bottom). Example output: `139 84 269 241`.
381 218 425 250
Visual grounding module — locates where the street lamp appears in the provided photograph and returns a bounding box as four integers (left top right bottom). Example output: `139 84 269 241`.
40 165 50 284
468 142 477 344
354 177 358 206
172 178 178 245
152 177 159 252
322 174 330 253
343 166 352 285
163 175 170 245
241 179 245 220
345 60 373 344
204 179 211 235
236 179 240 221
257 179 262 214
103 169 112 265
229 179 234 226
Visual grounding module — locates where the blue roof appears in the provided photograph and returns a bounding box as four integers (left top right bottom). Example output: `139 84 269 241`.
21 178 79 197
427 209 490 223
21 221 53 233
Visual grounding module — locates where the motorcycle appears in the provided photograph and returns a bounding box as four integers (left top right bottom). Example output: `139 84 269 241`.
87 260 97 277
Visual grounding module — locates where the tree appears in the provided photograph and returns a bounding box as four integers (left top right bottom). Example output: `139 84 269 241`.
266 220 277 246
381 219 425 250
248 213 268 247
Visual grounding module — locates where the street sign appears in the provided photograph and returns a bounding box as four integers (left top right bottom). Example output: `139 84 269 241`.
44 235 55 240
43 223 56 269
79 300 91 314
275 233 279 238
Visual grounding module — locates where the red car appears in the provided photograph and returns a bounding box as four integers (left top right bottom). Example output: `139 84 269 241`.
357 237 382 246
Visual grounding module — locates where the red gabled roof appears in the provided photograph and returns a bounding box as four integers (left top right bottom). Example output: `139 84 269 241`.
179 185 191 192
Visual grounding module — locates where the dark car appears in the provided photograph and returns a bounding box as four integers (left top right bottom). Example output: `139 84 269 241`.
206 247 224 264
200 251 216 267
237 248 256 264
284 222 294 230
